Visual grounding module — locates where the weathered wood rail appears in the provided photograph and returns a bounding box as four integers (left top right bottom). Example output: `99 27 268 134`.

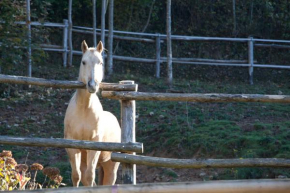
102 91 290 103
0 74 138 91
111 153 290 168
16 179 290 193
0 136 143 153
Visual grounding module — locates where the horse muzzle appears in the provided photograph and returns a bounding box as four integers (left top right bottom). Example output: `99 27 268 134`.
87 80 99 93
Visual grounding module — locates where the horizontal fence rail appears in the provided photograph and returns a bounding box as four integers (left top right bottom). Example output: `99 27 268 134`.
15 21 66 28
72 28 162 43
0 74 138 91
0 136 143 153
255 43 290 49
73 25 290 43
102 91 290 103
16 179 290 193
111 153 290 169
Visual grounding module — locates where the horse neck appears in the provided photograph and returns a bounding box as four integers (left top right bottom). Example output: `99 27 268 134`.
75 89 102 110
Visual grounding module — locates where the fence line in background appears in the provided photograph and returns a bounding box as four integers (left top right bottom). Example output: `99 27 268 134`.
13 20 290 84
73 25 290 43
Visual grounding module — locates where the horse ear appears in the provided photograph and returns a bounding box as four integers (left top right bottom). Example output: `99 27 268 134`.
96 41 104 53
81 40 88 53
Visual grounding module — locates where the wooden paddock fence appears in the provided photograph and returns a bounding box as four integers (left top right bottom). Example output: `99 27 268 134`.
9 19 290 85
1 74 290 192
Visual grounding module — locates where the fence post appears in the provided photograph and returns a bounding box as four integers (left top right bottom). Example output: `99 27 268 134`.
68 0 73 67
107 0 114 76
92 0 97 47
248 37 254 85
62 19 68 68
166 0 173 86
155 34 161 78
26 0 32 77
119 80 136 184
101 0 106 77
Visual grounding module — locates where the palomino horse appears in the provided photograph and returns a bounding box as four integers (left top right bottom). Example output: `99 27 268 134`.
64 40 120 187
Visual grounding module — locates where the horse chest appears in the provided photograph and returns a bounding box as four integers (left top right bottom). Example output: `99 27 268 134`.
67 110 102 140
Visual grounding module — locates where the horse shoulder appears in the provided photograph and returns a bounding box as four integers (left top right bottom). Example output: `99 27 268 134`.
98 111 121 143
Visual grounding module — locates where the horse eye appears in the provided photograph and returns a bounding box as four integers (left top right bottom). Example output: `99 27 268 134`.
100 62 103 65
82 61 86 65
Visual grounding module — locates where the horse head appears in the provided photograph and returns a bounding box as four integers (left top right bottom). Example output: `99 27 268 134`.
79 40 104 93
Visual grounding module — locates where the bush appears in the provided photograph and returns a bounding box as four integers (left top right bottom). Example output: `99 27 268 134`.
0 150 64 191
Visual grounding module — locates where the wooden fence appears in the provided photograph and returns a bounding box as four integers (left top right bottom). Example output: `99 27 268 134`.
10 20 290 85
1 74 290 191
0 74 140 186
17 179 290 193
99 82 290 184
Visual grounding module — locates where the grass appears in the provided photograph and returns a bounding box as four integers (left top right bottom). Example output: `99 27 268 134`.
1 55 290 183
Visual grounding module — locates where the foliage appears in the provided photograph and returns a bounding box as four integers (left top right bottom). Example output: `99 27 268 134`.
0 0 50 76
0 150 64 191
0 0 27 73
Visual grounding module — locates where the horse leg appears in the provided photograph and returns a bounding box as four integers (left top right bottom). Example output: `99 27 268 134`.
101 160 120 185
82 150 100 186
65 148 82 187
98 166 104 185
80 150 87 186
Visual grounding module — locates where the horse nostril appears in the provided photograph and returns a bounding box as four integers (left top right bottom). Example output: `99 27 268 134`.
88 80 96 88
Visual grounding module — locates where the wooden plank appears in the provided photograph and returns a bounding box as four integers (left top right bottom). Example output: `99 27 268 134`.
100 82 138 91
0 136 143 153
16 179 290 193
102 91 290 103
120 81 136 184
0 74 138 91
112 153 290 168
